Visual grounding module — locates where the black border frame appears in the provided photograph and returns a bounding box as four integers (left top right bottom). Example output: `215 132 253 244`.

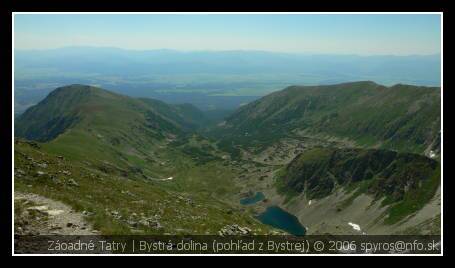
1 0 448 257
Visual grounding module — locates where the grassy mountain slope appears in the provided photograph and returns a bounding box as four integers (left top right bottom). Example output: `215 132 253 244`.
15 85 214 179
215 81 440 155
139 98 210 130
15 84 189 142
14 139 272 235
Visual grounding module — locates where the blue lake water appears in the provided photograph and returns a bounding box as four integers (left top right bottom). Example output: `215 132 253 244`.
240 192 265 205
256 206 306 236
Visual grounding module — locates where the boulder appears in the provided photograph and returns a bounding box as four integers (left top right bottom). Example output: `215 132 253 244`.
27 206 49 215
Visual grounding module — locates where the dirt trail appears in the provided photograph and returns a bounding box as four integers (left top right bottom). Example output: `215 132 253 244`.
14 192 99 235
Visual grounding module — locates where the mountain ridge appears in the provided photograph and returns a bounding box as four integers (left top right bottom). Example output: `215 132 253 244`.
214 81 440 156
15 84 209 142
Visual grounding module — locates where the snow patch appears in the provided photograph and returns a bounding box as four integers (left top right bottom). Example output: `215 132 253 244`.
348 222 361 232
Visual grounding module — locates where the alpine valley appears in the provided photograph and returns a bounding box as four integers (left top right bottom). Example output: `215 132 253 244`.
14 81 441 237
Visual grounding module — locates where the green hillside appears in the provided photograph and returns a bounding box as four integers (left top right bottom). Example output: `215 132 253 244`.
14 139 271 235
15 84 190 142
15 85 214 179
215 81 440 155
139 98 210 130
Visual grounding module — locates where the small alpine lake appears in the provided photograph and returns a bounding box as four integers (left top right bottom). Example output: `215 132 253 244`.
240 192 265 205
256 206 306 236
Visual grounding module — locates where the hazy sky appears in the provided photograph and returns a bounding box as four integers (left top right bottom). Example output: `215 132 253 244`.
14 13 441 55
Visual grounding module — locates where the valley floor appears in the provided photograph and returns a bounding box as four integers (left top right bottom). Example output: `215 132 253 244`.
13 131 441 237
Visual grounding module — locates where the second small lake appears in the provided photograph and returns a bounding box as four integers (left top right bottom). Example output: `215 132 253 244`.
240 192 265 205
256 206 306 236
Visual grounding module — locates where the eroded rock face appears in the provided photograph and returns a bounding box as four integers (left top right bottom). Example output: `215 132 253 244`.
280 147 438 201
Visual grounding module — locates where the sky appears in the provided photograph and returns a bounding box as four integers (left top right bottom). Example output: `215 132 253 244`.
14 13 442 55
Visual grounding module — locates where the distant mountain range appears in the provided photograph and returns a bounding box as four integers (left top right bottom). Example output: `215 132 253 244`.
15 47 441 85
14 47 441 115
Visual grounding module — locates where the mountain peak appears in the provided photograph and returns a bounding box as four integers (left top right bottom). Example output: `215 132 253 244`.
50 84 107 96
44 84 126 107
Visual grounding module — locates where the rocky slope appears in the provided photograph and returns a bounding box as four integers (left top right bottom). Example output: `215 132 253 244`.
15 192 99 236
276 147 440 225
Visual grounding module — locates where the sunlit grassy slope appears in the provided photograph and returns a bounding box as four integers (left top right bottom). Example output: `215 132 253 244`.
14 139 272 235
215 81 440 155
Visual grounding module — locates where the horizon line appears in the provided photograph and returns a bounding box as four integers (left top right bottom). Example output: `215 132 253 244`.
13 45 442 58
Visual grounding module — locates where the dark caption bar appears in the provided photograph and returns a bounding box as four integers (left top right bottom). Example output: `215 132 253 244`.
14 235 441 254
